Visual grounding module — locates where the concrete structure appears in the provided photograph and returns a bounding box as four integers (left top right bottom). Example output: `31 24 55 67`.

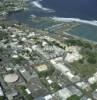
35 64 48 72
54 87 72 100
4 73 19 83
68 85 82 97
50 57 80 82
44 95 52 100
0 87 4 96
19 68 31 82
25 88 31 95
92 89 97 100
65 46 82 63
81 96 92 100
76 82 90 90
88 72 97 84
6 90 18 100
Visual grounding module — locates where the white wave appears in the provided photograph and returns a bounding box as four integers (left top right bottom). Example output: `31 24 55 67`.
29 14 36 19
52 17 97 26
30 14 36 17
31 0 54 12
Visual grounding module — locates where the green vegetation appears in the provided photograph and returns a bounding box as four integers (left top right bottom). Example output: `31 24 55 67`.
72 61 97 78
87 57 96 64
38 71 49 77
52 41 66 49
13 56 26 64
72 49 97 78
65 39 92 49
78 59 84 64
38 66 61 92
90 83 97 91
65 39 97 78
85 50 97 64
38 66 55 78
50 82 62 92
0 96 4 100
40 78 61 92
67 95 80 100
18 86 33 100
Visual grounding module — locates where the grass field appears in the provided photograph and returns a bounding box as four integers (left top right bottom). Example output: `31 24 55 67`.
65 39 97 78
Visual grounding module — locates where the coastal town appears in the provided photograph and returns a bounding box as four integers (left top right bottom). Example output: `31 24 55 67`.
0 0 97 100
0 21 97 100
0 0 27 18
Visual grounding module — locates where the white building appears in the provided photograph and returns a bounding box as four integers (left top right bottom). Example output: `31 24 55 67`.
50 57 80 82
0 87 4 96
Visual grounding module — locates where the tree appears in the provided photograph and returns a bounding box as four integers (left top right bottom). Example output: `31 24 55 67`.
67 95 80 100
0 96 4 100
87 57 96 64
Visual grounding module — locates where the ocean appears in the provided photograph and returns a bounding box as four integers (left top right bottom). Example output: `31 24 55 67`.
40 0 97 20
7 0 97 42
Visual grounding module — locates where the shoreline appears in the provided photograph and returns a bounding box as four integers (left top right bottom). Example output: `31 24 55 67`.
52 17 97 26
5 0 97 43
31 0 97 26
63 31 97 44
31 0 54 12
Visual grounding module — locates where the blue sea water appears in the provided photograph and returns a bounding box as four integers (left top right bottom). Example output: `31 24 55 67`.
8 0 97 21
40 0 97 41
7 0 97 42
68 24 97 42
41 0 97 20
